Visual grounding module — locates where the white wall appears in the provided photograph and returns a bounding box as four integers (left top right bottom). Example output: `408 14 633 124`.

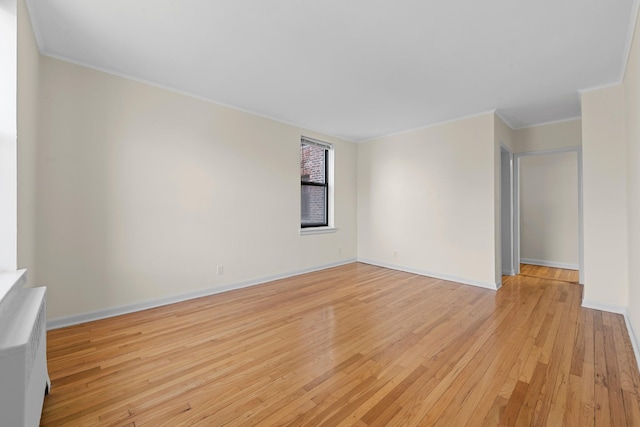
36 57 357 320
581 85 628 309
357 113 499 288
0 0 17 271
519 152 579 268
17 0 40 284
624 5 640 357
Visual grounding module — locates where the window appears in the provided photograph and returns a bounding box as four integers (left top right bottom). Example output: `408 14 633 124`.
300 137 332 228
0 2 17 271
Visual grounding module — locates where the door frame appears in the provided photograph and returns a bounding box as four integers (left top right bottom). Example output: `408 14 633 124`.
513 146 584 284
500 144 515 276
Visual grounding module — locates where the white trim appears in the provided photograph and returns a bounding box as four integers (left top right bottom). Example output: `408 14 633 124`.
513 151 521 276
578 302 640 371
502 270 515 276
495 110 515 130
357 109 497 143
24 0 45 54
512 116 582 130
301 136 333 150
577 149 584 285
581 300 627 315
578 82 623 95
581 302 640 372
47 259 356 330
327 149 335 227
513 147 584 284
624 309 640 372
0 269 27 309
357 258 500 291
520 258 579 271
515 146 582 157
299 227 337 235
619 0 640 83
499 144 515 280
37 52 357 145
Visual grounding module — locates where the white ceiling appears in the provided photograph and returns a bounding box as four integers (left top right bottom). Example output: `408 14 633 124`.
27 0 637 142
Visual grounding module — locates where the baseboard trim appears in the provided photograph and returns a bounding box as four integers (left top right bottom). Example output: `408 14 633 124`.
624 310 640 372
502 269 515 276
47 258 357 330
581 301 639 371
357 258 500 291
521 258 579 271
581 299 627 315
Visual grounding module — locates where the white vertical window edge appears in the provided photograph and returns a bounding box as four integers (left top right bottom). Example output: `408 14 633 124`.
327 148 335 228
0 1 18 271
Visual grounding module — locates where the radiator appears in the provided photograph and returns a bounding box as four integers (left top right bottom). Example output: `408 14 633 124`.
0 271 50 426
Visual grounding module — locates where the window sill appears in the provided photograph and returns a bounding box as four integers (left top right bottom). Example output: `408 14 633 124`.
300 227 337 236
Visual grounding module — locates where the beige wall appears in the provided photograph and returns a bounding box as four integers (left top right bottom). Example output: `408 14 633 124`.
512 119 582 153
36 57 357 320
18 4 640 360
519 152 579 268
357 113 499 288
510 119 583 277
494 114 514 152
17 0 40 285
581 85 628 309
625 6 640 354
578 6 640 356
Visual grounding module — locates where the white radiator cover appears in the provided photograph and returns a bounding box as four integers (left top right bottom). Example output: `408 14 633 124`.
0 271 50 427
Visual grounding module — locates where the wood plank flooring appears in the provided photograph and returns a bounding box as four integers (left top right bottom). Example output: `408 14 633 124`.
41 262 640 426
520 263 579 283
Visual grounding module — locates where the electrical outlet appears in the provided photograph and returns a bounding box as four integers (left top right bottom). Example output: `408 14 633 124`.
337 247 342 254
393 250 398 258
217 265 224 276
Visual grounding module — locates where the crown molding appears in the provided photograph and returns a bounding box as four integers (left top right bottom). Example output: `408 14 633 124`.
40 49 359 145
357 109 497 144
619 0 640 83
494 110 515 130
578 81 623 95
24 0 45 53
513 116 582 130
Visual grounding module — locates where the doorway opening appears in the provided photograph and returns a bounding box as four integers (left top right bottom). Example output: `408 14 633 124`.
513 147 584 285
518 264 579 283
500 145 515 277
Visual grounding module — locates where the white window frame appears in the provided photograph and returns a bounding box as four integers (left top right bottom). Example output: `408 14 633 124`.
299 136 335 235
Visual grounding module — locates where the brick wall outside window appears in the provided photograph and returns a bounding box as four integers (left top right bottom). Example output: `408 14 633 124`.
301 144 327 225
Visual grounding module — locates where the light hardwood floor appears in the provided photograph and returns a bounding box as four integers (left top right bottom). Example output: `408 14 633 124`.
520 263 579 283
42 262 640 426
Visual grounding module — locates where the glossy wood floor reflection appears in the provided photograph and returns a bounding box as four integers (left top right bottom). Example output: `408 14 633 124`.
520 263 580 283
42 263 640 426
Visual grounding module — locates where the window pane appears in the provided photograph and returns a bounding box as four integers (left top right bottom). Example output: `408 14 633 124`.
301 185 327 225
300 144 326 184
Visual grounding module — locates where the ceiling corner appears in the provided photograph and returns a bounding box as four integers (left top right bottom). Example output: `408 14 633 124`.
23 0 46 55
494 110 515 130
619 0 640 82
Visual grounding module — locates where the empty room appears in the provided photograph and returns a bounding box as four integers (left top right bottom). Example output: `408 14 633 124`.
2 0 640 425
